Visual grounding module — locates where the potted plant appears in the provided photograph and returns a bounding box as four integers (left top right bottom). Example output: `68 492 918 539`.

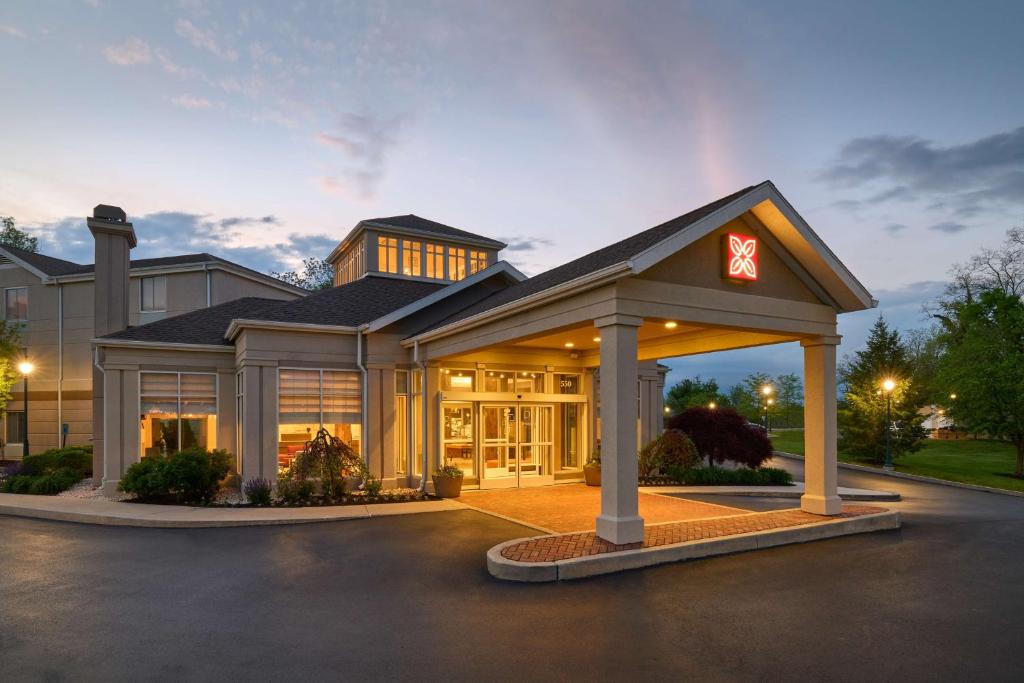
432 462 464 498
583 445 601 486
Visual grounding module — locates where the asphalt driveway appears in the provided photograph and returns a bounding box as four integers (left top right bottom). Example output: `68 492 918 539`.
2 462 1023 682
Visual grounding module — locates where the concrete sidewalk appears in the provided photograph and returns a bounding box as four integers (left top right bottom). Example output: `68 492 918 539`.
0 492 467 528
640 483 900 501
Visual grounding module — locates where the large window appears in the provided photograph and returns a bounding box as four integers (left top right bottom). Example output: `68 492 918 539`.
277 369 361 472
402 240 421 277
426 243 444 279
4 287 27 321
377 236 398 274
441 368 475 391
395 370 409 475
140 372 217 457
470 250 488 274
442 403 474 477
448 247 466 281
338 240 365 285
483 370 544 393
140 276 167 312
5 410 25 444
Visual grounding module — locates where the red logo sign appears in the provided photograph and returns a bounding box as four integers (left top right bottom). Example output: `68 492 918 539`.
723 233 758 281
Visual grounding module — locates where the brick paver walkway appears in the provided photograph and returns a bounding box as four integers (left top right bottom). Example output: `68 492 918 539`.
501 505 885 563
457 484 746 533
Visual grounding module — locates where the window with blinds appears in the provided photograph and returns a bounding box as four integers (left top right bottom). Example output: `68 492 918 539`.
277 369 362 469
139 372 217 457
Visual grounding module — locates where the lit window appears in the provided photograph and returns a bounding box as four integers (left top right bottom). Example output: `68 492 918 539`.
4 287 27 321
426 244 444 279
140 372 217 457
441 368 475 391
140 276 167 312
448 247 466 281
483 370 543 393
470 250 488 274
402 240 422 276
277 369 362 473
555 373 582 394
377 236 398 274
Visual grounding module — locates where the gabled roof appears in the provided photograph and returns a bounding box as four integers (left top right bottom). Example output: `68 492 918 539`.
99 274 447 346
327 213 507 262
417 184 759 333
0 245 307 294
410 181 875 341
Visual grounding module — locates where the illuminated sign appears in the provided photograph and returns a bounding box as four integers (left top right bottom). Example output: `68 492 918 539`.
723 233 758 281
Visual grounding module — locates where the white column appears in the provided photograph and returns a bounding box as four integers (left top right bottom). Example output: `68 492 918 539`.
801 336 842 515
594 314 644 544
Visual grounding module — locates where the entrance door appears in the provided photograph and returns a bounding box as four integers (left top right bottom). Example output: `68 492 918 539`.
481 404 555 488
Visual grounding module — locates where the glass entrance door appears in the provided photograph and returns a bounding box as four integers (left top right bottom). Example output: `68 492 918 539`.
481 404 553 487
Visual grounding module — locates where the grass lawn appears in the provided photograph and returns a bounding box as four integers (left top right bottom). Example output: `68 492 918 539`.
770 429 1024 493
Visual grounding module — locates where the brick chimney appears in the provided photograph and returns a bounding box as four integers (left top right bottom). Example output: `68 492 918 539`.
88 204 136 484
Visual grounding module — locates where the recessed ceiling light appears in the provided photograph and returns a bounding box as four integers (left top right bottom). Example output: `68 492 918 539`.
593 337 601 343
564 342 575 348
665 321 678 329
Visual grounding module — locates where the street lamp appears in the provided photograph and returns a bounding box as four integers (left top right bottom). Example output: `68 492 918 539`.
765 397 775 433
18 360 34 459
761 384 773 431
882 378 896 471
708 401 716 410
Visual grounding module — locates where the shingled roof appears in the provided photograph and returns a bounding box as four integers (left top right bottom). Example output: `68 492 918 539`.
359 214 506 250
100 275 447 346
417 183 760 334
0 244 303 293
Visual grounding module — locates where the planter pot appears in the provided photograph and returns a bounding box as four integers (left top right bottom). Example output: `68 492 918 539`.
583 463 601 486
433 474 464 498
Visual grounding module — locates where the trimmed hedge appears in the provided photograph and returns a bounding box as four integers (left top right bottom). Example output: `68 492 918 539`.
120 448 232 504
0 446 93 495
661 466 793 486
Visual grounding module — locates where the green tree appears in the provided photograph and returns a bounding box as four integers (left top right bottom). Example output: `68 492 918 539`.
665 376 725 414
0 216 39 253
726 372 772 423
935 289 1024 477
271 257 333 290
838 317 928 463
0 320 23 415
774 373 804 428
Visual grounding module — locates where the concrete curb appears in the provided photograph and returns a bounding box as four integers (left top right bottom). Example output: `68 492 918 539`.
487 510 901 582
639 484 900 502
772 451 1024 499
0 494 468 528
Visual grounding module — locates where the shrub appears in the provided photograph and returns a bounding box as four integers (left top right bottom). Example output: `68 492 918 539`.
363 474 382 497
433 464 463 478
289 427 362 498
666 407 773 469
27 467 80 495
638 430 700 481
243 477 273 506
120 448 232 504
277 477 315 504
20 446 92 478
662 466 793 486
1 474 34 494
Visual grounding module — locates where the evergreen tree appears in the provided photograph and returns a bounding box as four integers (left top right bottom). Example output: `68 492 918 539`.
665 376 724 414
838 316 928 463
774 373 804 428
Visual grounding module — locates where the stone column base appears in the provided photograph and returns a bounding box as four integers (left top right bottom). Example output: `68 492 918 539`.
800 493 842 515
101 478 122 497
596 514 645 545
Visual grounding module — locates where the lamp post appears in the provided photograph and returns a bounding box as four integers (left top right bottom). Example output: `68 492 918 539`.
882 378 896 471
18 360 34 459
708 401 716 410
766 397 774 434
761 384 773 432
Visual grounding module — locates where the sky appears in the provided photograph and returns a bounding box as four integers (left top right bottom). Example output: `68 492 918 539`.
2 0 1022 390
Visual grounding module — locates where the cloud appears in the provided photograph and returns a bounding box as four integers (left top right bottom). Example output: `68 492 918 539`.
176 19 238 61
1 25 27 39
171 94 214 110
820 125 1024 218
498 236 556 252
315 113 402 200
103 37 152 66
884 223 908 235
929 221 969 234
26 211 336 275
